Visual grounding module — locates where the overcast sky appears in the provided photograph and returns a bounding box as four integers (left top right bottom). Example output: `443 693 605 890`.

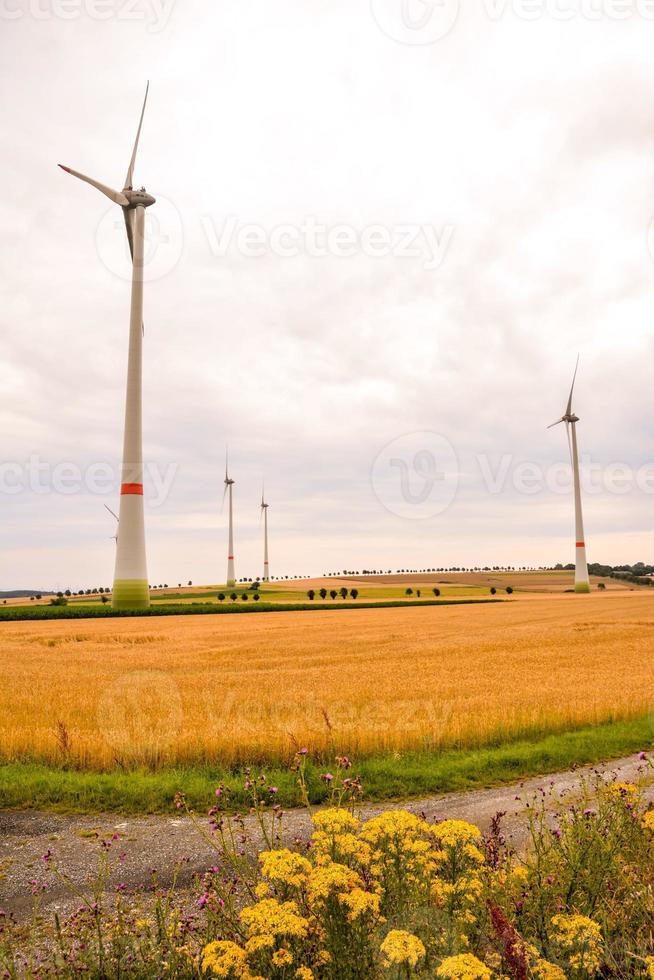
2 0 654 590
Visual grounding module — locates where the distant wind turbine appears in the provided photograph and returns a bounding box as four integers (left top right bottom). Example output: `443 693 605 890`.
104 504 119 545
60 83 154 610
223 451 236 586
548 356 590 594
260 484 270 582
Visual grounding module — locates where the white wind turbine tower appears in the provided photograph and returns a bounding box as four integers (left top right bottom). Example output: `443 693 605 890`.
223 452 236 586
60 83 154 610
260 484 270 582
548 356 590 594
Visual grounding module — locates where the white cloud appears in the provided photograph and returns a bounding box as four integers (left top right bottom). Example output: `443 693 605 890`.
2 0 654 589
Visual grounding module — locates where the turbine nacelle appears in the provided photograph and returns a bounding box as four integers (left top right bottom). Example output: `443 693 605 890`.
124 188 156 209
549 412 579 429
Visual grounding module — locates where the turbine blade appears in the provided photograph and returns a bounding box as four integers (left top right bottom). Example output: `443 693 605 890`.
103 503 119 522
122 209 145 334
58 165 128 206
124 81 149 191
123 208 135 260
565 353 580 417
221 482 228 512
547 418 564 429
225 447 229 482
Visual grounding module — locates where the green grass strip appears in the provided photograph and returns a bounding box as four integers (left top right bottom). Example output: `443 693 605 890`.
0 716 650 815
0 598 503 622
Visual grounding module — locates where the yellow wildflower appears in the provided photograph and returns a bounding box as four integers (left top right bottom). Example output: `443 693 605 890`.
431 872 482 907
551 914 603 975
436 953 492 980
272 948 293 967
307 862 363 904
463 843 485 864
311 829 372 866
609 782 639 800
380 929 426 968
511 865 529 884
295 969 314 980
531 960 567 980
642 811 654 834
432 820 482 847
645 957 654 980
361 810 430 844
338 887 381 921
201 940 249 978
259 849 312 888
240 899 309 941
244 935 274 954
312 809 359 835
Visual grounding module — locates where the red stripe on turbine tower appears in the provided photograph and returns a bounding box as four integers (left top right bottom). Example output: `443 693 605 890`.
576 541 585 547
121 483 144 495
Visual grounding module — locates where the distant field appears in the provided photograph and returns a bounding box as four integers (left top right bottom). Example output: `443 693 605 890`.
1 592 652 777
3 569 632 611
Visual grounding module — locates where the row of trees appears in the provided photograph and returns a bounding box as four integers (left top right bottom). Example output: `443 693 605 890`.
217 592 261 602
403 586 513 596
323 566 538 576
47 581 196 601
307 588 359 601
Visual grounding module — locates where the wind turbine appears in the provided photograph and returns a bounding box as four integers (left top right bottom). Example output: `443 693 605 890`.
260 484 270 582
548 356 590 594
60 83 154 610
223 451 236 586
104 504 119 546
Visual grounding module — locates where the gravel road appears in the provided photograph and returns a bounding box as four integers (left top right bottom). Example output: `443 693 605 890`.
2 753 652 921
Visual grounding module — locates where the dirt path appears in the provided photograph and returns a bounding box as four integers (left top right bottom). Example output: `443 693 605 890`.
2 753 653 921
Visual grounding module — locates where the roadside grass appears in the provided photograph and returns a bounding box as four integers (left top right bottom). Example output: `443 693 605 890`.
1 715 650 814
0 597 503 622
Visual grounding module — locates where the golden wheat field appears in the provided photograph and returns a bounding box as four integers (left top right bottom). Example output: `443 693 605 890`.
1 591 653 770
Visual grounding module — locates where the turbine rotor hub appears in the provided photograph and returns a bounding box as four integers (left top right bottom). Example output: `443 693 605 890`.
124 188 156 209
